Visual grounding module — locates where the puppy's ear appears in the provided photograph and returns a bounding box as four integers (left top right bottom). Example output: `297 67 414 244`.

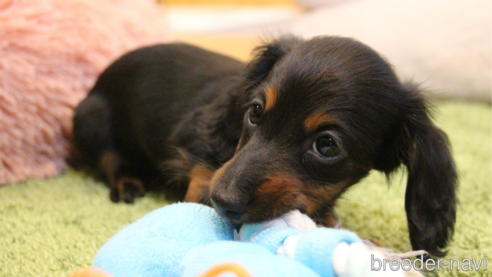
375 83 458 257
243 36 302 92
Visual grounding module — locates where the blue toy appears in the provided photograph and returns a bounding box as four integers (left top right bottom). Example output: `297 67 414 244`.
90 203 422 277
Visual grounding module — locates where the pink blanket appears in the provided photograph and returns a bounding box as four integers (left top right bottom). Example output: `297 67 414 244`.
0 0 172 184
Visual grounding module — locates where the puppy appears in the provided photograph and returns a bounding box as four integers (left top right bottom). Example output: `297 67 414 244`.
69 36 457 257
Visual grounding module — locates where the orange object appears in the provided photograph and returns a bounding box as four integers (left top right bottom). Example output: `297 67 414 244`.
199 263 254 277
71 267 112 277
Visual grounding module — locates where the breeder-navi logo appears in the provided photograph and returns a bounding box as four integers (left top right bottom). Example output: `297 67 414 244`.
371 255 487 272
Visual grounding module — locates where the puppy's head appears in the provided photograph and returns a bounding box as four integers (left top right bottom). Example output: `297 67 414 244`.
210 36 457 257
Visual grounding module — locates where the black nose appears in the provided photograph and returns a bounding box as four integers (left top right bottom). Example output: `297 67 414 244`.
211 192 250 221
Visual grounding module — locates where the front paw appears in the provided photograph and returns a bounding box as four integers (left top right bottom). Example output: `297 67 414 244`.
110 177 145 204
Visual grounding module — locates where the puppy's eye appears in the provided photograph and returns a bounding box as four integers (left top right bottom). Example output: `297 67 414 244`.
248 103 263 125
313 136 341 158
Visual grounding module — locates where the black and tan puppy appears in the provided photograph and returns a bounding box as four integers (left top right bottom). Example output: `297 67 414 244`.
69 36 457 257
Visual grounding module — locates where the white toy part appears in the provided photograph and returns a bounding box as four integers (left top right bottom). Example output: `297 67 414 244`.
239 209 424 277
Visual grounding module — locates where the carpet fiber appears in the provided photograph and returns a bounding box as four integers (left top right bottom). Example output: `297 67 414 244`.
0 100 490 277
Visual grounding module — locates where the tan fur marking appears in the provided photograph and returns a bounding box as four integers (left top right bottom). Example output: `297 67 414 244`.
264 87 278 111
304 112 335 132
99 150 120 184
256 174 300 196
322 209 338 228
115 177 143 191
114 177 145 201
254 173 303 211
185 165 214 203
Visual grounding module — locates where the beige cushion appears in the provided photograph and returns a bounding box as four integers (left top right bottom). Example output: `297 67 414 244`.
289 0 491 101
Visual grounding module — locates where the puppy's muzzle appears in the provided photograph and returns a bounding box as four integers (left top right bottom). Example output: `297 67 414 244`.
210 188 251 221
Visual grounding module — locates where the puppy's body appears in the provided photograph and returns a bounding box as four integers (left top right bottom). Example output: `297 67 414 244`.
71 44 245 201
70 36 457 257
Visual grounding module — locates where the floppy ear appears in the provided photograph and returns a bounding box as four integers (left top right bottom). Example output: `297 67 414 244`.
375 84 458 257
243 35 302 92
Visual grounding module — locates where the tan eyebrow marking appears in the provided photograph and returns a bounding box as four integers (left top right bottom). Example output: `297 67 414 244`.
304 112 335 132
263 87 278 111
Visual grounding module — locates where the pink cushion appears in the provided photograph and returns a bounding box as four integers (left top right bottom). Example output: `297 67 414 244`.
0 0 172 184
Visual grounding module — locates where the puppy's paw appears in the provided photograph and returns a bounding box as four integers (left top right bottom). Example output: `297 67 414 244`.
110 177 145 204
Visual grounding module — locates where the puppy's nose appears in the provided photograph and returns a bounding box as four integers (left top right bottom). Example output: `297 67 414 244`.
211 192 250 221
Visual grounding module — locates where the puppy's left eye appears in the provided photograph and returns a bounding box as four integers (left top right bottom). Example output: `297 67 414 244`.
313 136 341 158
248 103 263 125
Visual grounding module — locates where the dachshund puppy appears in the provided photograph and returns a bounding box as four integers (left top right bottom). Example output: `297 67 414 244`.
69 36 457 257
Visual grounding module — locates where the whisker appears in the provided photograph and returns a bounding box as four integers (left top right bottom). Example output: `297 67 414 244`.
199 191 211 204
169 146 216 171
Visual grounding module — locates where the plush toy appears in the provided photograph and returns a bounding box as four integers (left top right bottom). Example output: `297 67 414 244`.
85 203 423 277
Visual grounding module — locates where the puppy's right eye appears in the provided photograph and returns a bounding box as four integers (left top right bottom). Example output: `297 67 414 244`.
313 135 341 158
248 103 263 125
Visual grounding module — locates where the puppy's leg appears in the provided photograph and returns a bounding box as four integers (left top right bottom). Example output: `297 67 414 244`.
71 93 147 203
184 165 214 204
112 177 145 204
99 151 145 204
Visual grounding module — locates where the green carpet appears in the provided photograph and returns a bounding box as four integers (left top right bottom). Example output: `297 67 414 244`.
1 100 490 277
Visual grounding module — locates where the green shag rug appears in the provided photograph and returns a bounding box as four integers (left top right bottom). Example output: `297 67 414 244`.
1 100 491 277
